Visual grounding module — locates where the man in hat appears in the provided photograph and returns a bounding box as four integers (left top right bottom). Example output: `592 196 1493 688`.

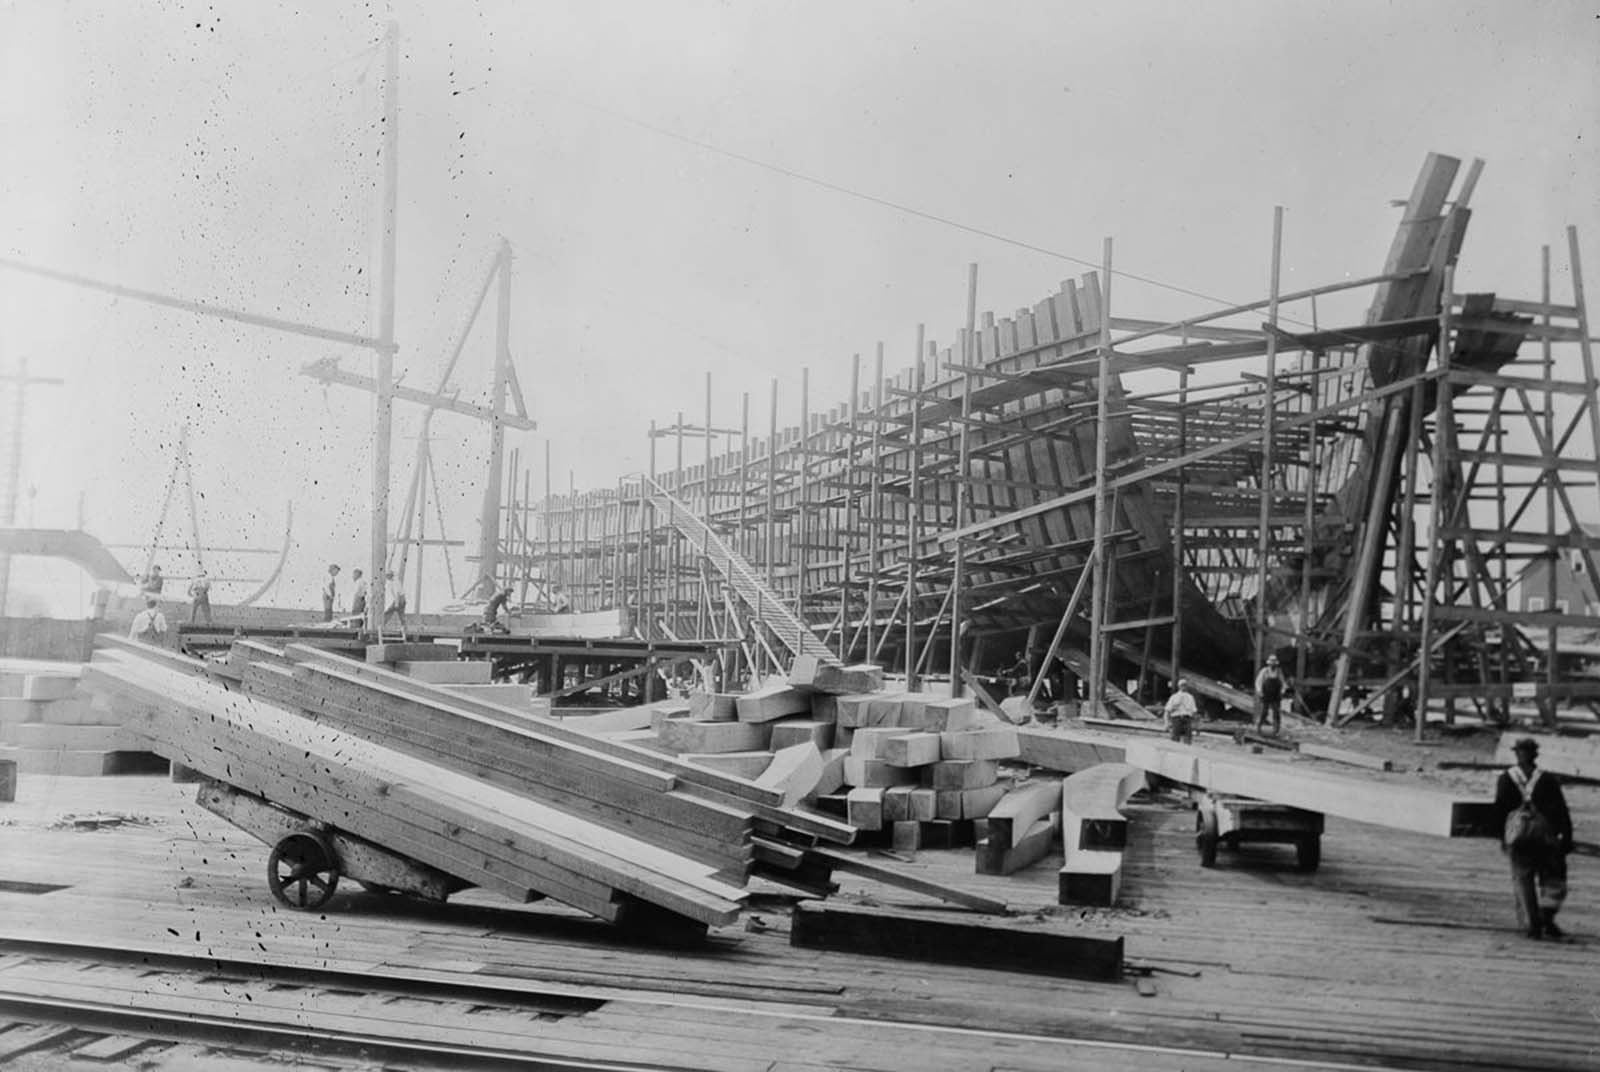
1164 678 1198 743
321 563 340 622
1493 737 1574 939
186 568 213 625
1253 654 1287 735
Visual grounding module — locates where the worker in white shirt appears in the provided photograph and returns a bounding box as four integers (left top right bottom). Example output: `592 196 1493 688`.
129 596 169 645
1164 678 1198 743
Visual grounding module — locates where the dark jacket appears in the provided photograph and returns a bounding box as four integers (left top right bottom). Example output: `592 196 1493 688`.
1493 766 1573 850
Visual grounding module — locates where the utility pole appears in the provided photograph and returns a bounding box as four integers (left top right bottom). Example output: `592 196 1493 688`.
368 18 400 632
0 355 64 615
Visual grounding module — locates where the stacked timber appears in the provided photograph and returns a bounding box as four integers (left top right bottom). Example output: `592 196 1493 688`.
0 651 164 779
79 639 858 931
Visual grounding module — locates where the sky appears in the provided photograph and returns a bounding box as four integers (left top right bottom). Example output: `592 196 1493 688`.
2 0 1597 616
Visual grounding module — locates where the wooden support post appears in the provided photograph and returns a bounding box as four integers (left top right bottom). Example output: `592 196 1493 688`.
477 240 512 586
1542 245 1559 717
1298 349 1320 690
1254 206 1284 673
843 354 860 661
950 263 978 695
1170 353 1188 684
1087 240 1112 715
798 367 810 632
1416 265 1457 741
1027 550 1096 708
906 325 925 689
1567 226 1600 519
867 344 884 664
367 20 400 633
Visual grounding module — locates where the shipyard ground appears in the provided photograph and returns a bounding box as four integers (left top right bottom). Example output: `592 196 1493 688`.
0 725 1594 1072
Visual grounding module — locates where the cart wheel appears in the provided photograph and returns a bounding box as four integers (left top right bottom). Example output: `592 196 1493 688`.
1296 835 1321 873
267 832 340 910
1196 808 1219 868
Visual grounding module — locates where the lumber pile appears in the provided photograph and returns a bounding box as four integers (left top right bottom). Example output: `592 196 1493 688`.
567 663 1027 841
0 647 165 779
79 640 863 931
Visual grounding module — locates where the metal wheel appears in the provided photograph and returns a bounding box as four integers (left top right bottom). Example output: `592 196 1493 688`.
1196 806 1219 868
1296 835 1322 873
267 832 340 910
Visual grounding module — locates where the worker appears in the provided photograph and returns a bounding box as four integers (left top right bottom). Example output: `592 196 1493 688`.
1253 655 1287 735
187 569 213 625
1164 678 1198 743
129 595 168 644
1494 738 1573 939
382 569 409 640
321 563 340 622
483 583 515 631
140 564 165 597
349 567 367 620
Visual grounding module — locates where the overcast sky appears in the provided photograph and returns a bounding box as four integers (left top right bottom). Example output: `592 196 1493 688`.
2 0 1596 614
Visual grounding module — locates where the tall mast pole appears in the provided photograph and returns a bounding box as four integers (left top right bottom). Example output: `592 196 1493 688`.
478 239 512 589
368 19 400 631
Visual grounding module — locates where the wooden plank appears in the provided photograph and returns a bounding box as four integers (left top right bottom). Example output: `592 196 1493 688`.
929 759 999 790
754 743 824 807
280 643 854 844
879 732 941 767
1298 742 1395 772
846 787 885 829
734 683 811 723
660 718 774 754
769 719 834 750
843 756 918 788
790 900 1119 978
787 656 884 695
1123 738 1496 838
366 641 458 663
939 726 1020 760
1015 725 1127 770
395 659 493 685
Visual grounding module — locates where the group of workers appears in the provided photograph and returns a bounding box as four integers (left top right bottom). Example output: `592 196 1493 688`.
127 564 211 643
321 563 411 637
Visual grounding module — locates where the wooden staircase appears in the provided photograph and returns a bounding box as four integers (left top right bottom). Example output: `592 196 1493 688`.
642 476 840 668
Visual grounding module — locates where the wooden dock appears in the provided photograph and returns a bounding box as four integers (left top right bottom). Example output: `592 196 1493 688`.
0 763 1592 1070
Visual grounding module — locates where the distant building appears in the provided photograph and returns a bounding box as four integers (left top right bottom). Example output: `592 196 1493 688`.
1516 521 1600 616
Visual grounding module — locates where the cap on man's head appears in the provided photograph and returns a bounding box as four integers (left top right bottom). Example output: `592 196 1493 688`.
1512 737 1539 755
329 563 341 572
1267 656 1279 664
1177 678 1190 689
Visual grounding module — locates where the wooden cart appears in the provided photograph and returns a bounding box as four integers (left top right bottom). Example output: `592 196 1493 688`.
1194 791 1324 872
197 781 471 910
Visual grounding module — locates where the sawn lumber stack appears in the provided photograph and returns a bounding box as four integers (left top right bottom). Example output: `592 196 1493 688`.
80 639 856 930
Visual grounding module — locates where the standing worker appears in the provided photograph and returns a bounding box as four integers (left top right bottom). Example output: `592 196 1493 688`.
321 563 340 622
1253 655 1287 735
1164 679 1198 743
187 569 213 625
140 565 165 597
382 569 409 640
129 595 168 644
349 567 367 621
1494 738 1573 939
